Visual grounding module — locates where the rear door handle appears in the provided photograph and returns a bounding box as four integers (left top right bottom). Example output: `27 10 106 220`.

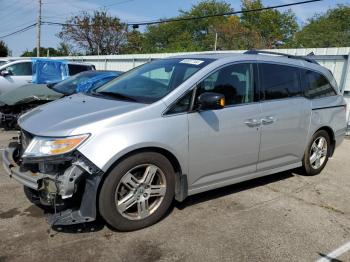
261 116 276 125
244 119 261 127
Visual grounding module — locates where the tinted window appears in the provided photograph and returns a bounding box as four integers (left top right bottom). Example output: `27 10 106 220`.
303 70 336 98
68 64 93 75
5 62 32 76
260 63 301 100
196 63 255 106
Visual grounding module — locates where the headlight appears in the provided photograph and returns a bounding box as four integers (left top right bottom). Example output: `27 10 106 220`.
23 134 89 157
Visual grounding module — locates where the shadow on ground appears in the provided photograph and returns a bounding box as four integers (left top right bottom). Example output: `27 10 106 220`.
175 171 294 210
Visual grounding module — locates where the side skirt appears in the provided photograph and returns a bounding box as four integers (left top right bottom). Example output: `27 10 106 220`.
187 162 301 196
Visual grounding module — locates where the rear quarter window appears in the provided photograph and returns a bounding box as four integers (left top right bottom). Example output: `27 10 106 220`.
302 70 336 99
259 63 301 100
68 64 93 75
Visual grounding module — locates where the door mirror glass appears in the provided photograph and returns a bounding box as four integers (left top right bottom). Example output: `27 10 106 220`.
0 70 11 77
197 92 225 110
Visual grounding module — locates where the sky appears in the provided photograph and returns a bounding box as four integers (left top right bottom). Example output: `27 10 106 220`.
0 0 349 56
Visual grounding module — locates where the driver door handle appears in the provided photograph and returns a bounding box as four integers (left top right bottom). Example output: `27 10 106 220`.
244 119 261 127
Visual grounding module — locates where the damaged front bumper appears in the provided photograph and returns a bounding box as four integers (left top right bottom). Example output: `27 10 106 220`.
2 142 103 226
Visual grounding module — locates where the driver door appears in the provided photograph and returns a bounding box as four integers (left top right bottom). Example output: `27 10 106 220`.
188 63 261 190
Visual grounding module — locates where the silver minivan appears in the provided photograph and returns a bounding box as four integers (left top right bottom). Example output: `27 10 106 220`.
2 51 346 231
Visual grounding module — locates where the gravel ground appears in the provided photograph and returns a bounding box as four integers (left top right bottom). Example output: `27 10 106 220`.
0 130 350 262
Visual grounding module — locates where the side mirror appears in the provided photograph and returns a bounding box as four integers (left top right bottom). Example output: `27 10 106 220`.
197 92 225 111
0 70 11 77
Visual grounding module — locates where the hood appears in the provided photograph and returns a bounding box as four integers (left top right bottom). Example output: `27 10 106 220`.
18 93 147 136
0 84 63 106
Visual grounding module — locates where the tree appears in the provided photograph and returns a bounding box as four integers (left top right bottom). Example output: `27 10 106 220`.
58 11 127 55
0 41 9 57
215 16 264 50
142 0 232 52
21 46 68 57
292 5 350 48
122 30 144 54
56 42 72 56
241 0 298 48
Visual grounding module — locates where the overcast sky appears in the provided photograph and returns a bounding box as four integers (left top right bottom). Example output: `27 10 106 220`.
0 0 348 56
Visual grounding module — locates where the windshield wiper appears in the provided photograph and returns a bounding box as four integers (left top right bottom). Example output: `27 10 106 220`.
95 91 137 102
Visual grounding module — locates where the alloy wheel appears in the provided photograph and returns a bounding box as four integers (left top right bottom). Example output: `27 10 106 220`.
309 136 328 169
115 164 167 220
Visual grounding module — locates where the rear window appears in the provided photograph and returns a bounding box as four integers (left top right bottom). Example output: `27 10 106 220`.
259 63 301 100
68 64 93 75
303 70 336 99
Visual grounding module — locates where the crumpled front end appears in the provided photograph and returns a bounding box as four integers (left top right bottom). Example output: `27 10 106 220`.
2 130 104 226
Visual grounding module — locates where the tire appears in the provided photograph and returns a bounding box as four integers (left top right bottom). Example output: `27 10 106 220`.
23 186 41 205
23 186 54 212
99 152 175 231
301 130 331 176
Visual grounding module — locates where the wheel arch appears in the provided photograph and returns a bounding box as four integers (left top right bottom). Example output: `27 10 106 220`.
314 126 336 156
97 146 187 208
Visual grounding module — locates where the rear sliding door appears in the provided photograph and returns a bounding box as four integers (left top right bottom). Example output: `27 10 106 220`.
257 63 311 171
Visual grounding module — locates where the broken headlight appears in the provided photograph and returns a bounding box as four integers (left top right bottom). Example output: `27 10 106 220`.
22 134 90 158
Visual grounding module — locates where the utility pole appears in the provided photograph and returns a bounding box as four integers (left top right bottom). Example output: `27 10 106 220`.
214 31 218 51
36 0 42 57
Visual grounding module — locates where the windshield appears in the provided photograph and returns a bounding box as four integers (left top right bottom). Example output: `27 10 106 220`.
53 71 118 95
94 58 213 103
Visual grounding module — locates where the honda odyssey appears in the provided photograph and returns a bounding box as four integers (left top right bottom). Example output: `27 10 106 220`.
3 51 346 231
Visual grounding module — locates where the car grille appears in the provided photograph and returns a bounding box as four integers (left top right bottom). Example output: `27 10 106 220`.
20 129 33 155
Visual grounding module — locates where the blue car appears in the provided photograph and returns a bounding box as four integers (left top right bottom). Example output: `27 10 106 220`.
51 70 122 95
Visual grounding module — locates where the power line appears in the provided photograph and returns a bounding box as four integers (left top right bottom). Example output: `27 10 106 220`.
128 0 323 26
0 23 37 39
0 20 36 35
0 0 322 40
41 0 322 28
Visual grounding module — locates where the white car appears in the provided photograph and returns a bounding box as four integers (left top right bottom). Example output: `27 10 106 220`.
0 58 17 66
0 59 95 95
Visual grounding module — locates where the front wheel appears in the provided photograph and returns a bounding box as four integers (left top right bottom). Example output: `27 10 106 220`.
99 152 175 231
302 130 330 176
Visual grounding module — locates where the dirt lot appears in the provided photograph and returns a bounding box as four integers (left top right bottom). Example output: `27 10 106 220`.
0 130 350 262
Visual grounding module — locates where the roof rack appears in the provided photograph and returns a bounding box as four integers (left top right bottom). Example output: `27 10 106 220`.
244 50 319 65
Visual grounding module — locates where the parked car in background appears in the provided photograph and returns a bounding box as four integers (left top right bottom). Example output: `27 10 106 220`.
0 59 95 95
2 51 346 231
0 70 121 128
0 58 15 67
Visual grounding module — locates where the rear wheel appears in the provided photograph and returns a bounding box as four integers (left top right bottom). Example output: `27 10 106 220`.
99 152 175 231
302 130 330 176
